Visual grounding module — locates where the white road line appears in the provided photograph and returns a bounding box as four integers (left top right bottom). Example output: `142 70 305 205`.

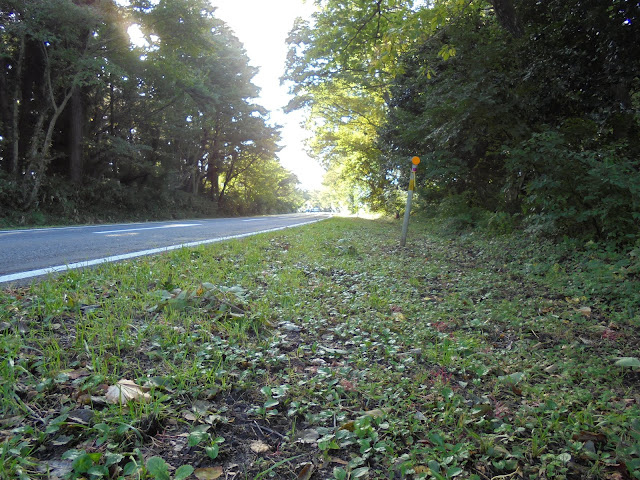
0 218 328 284
0 222 155 235
94 223 201 234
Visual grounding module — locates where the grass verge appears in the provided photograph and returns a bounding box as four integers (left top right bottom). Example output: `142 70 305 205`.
1 216 639 480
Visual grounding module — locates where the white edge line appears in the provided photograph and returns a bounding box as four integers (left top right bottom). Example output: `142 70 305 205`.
0 218 328 284
94 223 201 234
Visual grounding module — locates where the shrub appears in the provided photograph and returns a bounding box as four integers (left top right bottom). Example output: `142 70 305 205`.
506 130 640 245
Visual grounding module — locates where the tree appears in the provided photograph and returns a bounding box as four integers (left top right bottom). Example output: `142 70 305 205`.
283 0 490 212
0 0 309 222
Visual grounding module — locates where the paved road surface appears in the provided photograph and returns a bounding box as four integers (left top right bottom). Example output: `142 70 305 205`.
0 213 330 284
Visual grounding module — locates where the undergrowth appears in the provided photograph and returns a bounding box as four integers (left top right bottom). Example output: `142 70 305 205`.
0 217 639 479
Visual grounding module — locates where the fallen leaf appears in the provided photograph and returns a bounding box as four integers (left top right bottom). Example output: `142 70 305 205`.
0 415 25 427
339 379 357 391
192 400 212 414
510 384 523 396
352 466 370 478
362 408 389 418
614 357 640 368
38 460 74 478
295 429 320 444
297 463 315 480
194 466 223 480
105 379 151 405
67 409 94 425
339 420 355 432
498 372 525 384
182 411 197 421
279 321 302 332
573 431 607 444
605 471 624 480
89 395 108 406
67 368 91 380
250 440 270 453
576 306 592 317
52 435 73 446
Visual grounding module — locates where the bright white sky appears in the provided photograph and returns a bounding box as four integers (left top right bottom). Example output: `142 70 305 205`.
211 0 324 191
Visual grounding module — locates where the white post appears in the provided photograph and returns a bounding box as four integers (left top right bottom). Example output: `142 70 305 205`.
400 156 420 247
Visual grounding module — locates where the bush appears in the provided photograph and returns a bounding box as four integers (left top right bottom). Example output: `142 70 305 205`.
506 130 640 245
433 194 490 232
486 211 519 235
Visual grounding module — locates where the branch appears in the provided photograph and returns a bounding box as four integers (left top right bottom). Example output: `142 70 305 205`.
343 1 383 54
41 42 57 110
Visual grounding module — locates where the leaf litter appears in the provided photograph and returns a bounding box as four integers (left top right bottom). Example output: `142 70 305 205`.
0 217 639 479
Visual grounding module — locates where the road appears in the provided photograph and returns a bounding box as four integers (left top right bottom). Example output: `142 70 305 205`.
0 213 330 284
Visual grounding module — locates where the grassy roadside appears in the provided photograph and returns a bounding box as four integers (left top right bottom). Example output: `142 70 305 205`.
1 216 639 480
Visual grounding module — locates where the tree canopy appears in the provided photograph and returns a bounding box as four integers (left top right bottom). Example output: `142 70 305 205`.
0 0 303 223
285 0 640 243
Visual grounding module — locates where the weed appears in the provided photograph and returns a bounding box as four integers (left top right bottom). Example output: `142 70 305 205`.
0 217 638 478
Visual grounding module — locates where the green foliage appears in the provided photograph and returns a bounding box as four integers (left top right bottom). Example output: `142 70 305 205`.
146 456 193 480
0 0 301 223
428 194 491 233
286 0 640 244
506 130 640 242
283 0 480 214
1 217 640 478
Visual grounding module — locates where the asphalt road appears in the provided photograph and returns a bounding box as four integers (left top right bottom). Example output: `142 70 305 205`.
0 213 330 284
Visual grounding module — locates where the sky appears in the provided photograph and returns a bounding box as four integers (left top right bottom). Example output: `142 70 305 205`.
210 0 325 190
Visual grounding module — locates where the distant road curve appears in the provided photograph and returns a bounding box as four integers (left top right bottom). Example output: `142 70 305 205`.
0 213 330 285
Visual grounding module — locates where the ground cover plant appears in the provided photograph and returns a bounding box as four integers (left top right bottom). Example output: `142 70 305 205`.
1 217 639 479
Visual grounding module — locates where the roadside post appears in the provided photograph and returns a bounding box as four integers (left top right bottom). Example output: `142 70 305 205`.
400 156 420 247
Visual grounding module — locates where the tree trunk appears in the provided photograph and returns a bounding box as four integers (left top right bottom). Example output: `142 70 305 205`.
209 162 220 200
489 0 523 37
23 79 76 208
11 35 26 177
69 88 84 183
109 80 115 135
0 57 11 173
218 151 237 205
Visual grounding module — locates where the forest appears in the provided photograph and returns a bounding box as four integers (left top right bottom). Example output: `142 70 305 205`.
284 0 640 246
0 0 303 225
2 0 639 245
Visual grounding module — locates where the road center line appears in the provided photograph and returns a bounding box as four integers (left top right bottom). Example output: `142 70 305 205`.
93 223 201 234
0 218 328 284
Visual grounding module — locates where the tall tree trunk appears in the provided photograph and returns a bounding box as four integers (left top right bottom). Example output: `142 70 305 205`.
69 88 83 183
109 80 115 135
489 0 523 37
218 151 237 205
23 47 77 209
24 89 74 208
209 162 220 201
11 35 26 177
0 58 10 173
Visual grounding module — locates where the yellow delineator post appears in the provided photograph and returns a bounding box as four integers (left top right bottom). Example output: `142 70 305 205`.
400 156 420 247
